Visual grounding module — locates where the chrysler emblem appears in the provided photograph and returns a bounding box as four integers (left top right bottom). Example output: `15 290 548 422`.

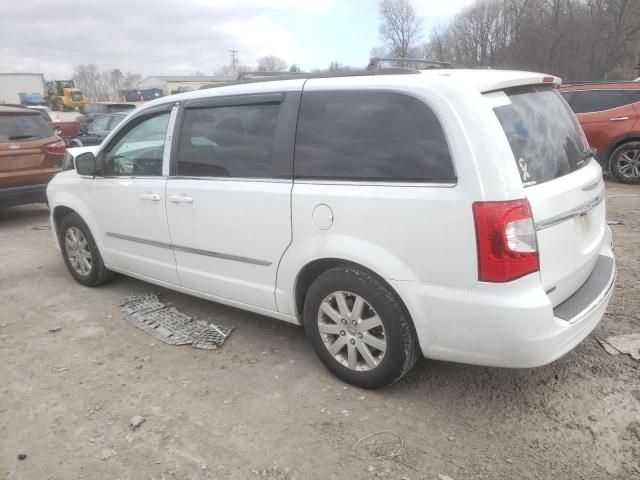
8 144 20 150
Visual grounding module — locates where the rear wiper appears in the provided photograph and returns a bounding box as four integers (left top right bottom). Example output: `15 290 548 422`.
578 147 597 162
8 135 35 140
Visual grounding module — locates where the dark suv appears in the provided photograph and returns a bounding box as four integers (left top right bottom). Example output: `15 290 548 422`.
78 103 135 130
559 82 640 184
69 113 127 147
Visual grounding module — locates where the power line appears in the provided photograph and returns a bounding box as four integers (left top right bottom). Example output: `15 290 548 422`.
229 50 238 70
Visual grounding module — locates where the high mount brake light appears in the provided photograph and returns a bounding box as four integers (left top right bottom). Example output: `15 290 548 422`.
473 199 539 282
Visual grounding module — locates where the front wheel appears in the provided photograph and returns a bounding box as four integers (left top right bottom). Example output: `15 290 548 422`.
610 141 640 184
58 213 114 287
303 266 419 389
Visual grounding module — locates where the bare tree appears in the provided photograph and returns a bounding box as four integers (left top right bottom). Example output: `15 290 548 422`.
73 65 143 101
256 55 287 72
378 0 422 58
420 0 640 80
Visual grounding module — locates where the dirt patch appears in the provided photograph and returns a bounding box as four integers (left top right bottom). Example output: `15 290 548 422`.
1 180 639 479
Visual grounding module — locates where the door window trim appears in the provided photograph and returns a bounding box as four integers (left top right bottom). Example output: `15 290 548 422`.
96 102 174 179
169 91 300 179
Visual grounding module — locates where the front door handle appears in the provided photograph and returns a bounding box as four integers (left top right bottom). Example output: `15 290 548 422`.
610 116 630 122
140 192 161 201
169 194 194 204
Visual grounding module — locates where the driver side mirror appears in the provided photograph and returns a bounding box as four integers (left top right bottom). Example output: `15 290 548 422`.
75 152 97 176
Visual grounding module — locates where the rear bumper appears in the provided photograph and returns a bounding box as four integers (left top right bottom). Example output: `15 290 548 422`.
392 243 615 368
0 184 48 207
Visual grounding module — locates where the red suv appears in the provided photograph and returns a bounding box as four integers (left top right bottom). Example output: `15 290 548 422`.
559 82 640 184
0 106 66 207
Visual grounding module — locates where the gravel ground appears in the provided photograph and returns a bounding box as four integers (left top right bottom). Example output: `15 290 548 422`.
1 180 639 480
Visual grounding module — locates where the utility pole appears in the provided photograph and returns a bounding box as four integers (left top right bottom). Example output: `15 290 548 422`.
636 45 640 78
229 50 238 71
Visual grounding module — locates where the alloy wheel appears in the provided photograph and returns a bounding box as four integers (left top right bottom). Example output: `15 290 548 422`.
615 147 640 180
317 291 387 371
64 226 92 276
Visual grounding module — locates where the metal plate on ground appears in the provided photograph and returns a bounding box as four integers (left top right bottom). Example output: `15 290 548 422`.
120 294 234 349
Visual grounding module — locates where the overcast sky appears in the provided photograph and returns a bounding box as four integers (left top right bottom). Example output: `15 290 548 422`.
0 0 475 79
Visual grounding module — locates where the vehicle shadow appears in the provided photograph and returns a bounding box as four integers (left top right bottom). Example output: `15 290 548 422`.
0 204 50 226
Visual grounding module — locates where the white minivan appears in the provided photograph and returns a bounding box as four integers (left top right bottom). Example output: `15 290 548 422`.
47 68 616 388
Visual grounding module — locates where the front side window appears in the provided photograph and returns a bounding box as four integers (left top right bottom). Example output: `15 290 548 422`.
102 112 170 176
176 103 281 178
492 85 587 186
570 90 631 114
294 90 455 182
625 90 640 104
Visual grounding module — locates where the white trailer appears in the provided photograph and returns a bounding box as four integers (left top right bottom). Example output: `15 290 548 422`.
0 73 46 103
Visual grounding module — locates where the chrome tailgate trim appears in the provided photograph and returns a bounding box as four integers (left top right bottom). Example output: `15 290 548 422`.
535 192 604 231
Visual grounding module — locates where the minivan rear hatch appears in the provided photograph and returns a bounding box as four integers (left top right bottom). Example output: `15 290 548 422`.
489 85 606 307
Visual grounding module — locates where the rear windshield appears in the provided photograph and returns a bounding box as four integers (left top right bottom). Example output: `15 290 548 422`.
0 114 52 142
490 85 588 187
107 104 135 112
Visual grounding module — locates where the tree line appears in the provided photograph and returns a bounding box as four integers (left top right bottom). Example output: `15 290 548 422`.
72 65 142 101
377 0 640 81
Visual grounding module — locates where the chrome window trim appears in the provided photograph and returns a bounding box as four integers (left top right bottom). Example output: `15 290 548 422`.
535 191 605 231
169 176 291 184
293 179 457 188
105 232 271 266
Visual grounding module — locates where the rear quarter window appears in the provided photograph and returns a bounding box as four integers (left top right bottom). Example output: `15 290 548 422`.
0 114 53 142
294 90 455 182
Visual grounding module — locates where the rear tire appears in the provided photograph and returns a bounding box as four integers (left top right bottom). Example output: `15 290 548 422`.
610 141 640 184
58 213 115 287
303 265 419 389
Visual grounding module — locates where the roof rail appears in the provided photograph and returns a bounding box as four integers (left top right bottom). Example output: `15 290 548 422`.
562 80 640 86
235 71 307 80
367 57 453 70
197 68 420 90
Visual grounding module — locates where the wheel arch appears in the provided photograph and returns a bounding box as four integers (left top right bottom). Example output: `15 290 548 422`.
293 257 421 352
52 205 78 236
605 135 640 168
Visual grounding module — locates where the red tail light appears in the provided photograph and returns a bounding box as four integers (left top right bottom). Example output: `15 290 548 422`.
46 139 66 155
473 199 539 282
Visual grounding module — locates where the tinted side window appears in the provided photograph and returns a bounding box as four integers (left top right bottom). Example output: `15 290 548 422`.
626 90 640 104
102 112 170 176
294 91 454 181
571 90 630 114
176 103 281 178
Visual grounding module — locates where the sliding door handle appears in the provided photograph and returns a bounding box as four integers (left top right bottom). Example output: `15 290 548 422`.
140 193 161 201
169 194 194 203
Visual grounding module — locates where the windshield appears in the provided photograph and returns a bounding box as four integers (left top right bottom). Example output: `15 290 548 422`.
490 85 588 187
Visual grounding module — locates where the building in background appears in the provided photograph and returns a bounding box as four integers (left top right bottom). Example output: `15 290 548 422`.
0 73 46 103
136 75 234 96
